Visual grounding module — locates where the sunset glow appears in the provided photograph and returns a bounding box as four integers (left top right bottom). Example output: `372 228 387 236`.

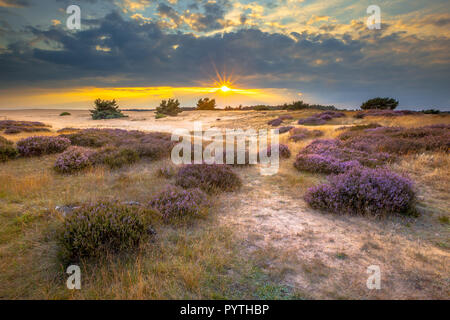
219 85 231 92
0 85 298 109
0 0 447 109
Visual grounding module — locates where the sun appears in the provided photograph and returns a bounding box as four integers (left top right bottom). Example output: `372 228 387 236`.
220 85 231 92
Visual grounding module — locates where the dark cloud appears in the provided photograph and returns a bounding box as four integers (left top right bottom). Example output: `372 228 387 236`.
157 3 182 26
0 0 31 8
432 17 450 27
185 0 231 32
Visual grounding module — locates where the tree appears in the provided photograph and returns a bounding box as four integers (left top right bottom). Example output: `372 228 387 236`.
196 98 216 110
90 99 126 120
360 97 399 110
156 98 182 116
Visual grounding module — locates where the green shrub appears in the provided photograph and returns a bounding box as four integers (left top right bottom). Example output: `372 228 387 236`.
155 113 166 119
0 136 17 162
156 99 181 116
196 98 216 110
90 99 127 120
58 201 158 262
422 109 440 114
59 112 71 116
360 97 399 110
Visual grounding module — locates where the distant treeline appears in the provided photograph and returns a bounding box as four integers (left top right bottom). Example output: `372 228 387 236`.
122 104 448 113
123 101 338 112
123 108 155 112
227 100 339 111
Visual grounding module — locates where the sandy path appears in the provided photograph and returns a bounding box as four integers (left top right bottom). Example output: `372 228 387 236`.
218 167 450 299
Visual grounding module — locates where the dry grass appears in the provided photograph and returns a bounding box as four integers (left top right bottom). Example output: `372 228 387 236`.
0 152 299 299
213 110 450 299
0 110 449 299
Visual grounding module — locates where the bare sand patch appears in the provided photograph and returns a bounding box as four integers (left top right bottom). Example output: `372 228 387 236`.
219 166 449 299
0 109 246 132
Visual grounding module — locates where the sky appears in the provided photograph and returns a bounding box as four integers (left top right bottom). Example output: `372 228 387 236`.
0 0 449 110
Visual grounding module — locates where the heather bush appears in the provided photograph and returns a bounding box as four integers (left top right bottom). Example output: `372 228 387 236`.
278 143 292 159
54 146 93 173
56 130 173 170
268 118 283 126
130 137 175 160
289 127 323 141
0 136 17 162
298 111 345 125
89 146 139 169
58 201 157 262
140 132 172 141
156 98 181 116
320 111 345 118
336 123 381 132
338 125 449 155
264 143 291 159
176 163 242 193
90 99 127 120
17 136 71 156
278 114 293 120
61 129 171 151
156 161 178 178
354 109 417 118
289 134 308 142
61 129 114 147
293 139 390 174
4 127 21 134
57 127 80 133
278 126 294 134
305 168 416 216
130 142 167 159
298 117 326 125
294 154 360 174
149 186 209 221
0 120 50 134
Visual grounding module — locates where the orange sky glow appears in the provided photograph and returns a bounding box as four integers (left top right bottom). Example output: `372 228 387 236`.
0 85 300 109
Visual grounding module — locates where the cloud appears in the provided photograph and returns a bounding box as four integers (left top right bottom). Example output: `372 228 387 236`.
0 0 30 7
157 3 183 27
183 0 232 32
119 0 151 13
0 3 449 108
